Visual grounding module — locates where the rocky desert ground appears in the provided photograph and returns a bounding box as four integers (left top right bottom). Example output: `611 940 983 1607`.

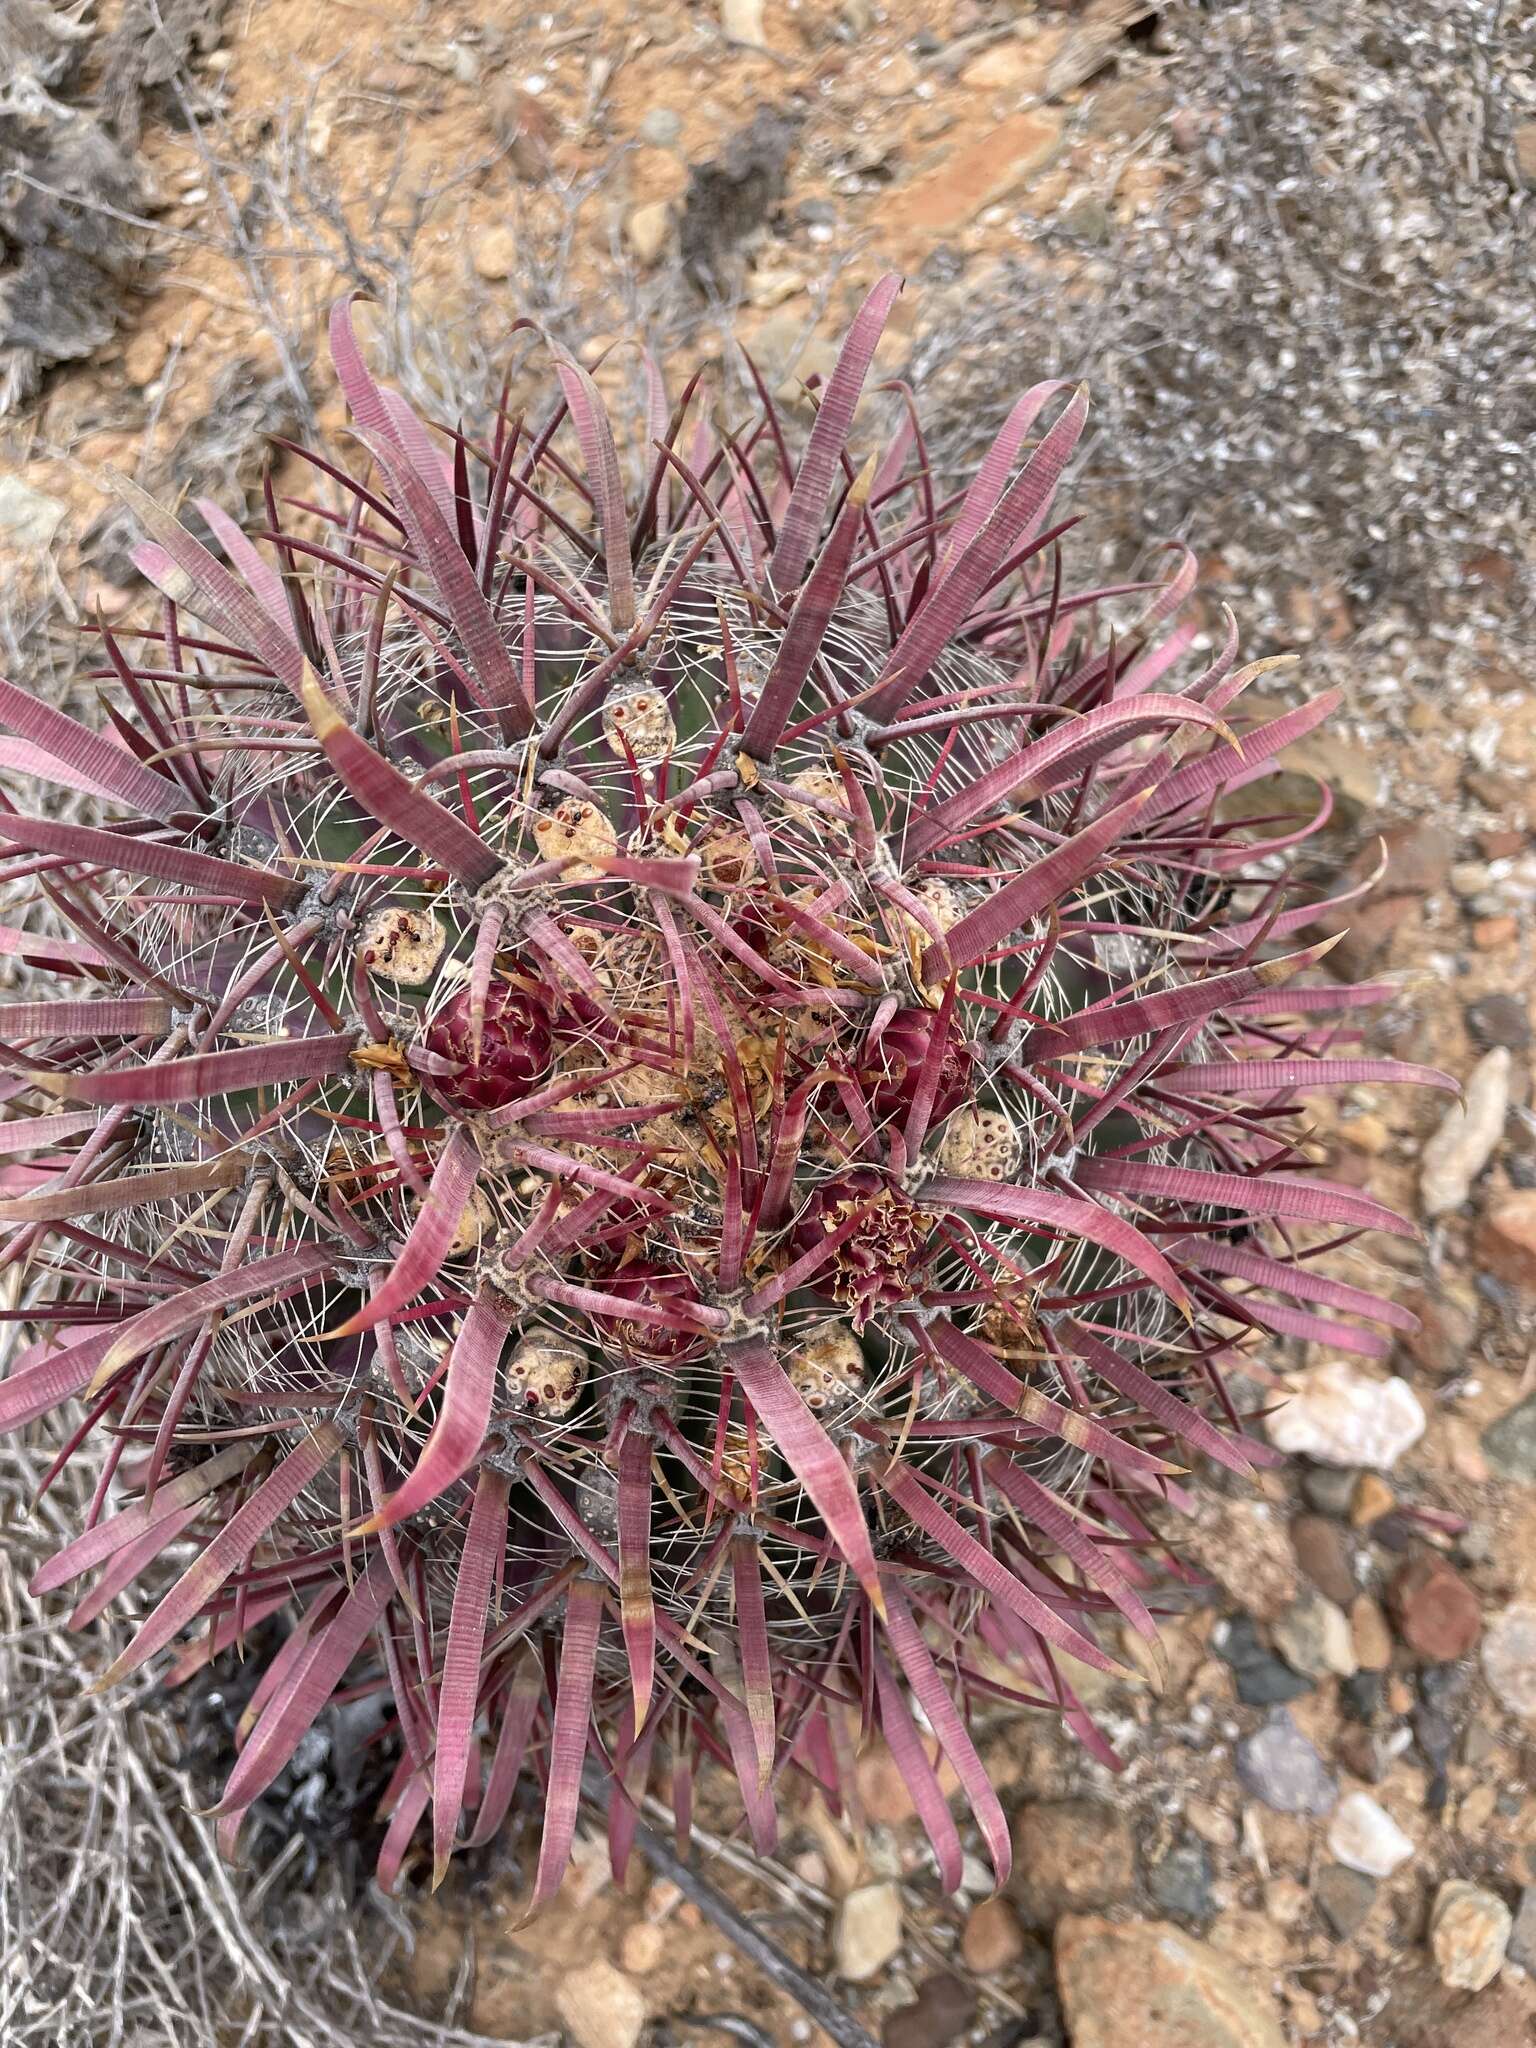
1 3 1534 2045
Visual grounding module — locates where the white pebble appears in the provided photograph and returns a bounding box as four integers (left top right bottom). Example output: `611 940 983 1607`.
1431 1880 1511 1992
1483 1603 1536 1720
834 1881 903 1982
1268 1361 1426 1470
1419 1047 1510 1219
1327 1791 1415 1878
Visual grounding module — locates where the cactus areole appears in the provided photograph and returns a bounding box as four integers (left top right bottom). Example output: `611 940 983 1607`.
0 281 1448 1901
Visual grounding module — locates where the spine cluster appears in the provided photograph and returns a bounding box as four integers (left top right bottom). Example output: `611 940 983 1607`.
0 279 1445 1897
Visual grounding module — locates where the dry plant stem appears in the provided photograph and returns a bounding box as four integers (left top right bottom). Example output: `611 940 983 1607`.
0 1428 535 2048
581 1766 879 2048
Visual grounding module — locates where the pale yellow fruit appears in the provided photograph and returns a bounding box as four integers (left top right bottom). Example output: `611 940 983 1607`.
358 904 447 987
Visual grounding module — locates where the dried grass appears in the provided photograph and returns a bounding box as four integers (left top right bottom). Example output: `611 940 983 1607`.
0 1423 543 2048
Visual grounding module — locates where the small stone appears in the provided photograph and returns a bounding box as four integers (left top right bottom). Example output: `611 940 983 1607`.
1482 1603 1536 1718
720 0 767 47
1467 992 1531 1051
1057 192 1110 242
1011 1801 1136 1923
1326 1791 1415 1878
1389 1555 1482 1662
1268 1362 1426 1469
875 110 1061 244
1481 1193 1536 1294
1420 1048 1511 1218
1484 1395 1536 1482
1352 1472 1396 1526
618 1922 664 1974
1301 1464 1361 1516
1340 1669 1385 1721
961 1895 1025 1974
1431 1880 1512 1992
1473 915 1518 950
1339 1724 1405 1784
1459 1520 1497 1566
1054 1915 1287 2048
1274 1590 1357 1680
0 473 65 549
1214 1615 1312 1706
1185 1799 1238 1850
873 50 920 98
1265 1876 1310 1928
1170 105 1208 152
1508 1886 1536 1973
1516 120 1536 187
554 1959 647 2048
1414 1704 1458 1776
1341 1111 1391 1155
1315 1864 1378 1940
1148 1838 1213 1922
489 84 554 178
1373 1511 1418 1554
1235 1708 1337 1816
626 200 673 267
856 1737 956 1828
1480 827 1528 858
1461 1718 1498 1767
1395 1287 1477 1377
1291 1515 1358 1605
959 43 1040 92
835 1881 903 1982
638 107 682 148
745 264 806 309
1457 1781 1498 1835
881 1972 976 2048
1422 1656 1469 1715
1350 1596 1394 1672
472 226 519 281
1379 820 1456 896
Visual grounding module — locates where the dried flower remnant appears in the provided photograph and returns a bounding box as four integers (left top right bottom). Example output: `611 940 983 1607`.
0 279 1452 1905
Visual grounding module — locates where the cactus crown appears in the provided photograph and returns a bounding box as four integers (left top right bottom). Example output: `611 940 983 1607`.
0 279 1444 1898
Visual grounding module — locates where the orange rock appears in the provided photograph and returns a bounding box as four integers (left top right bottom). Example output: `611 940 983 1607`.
875 111 1062 252
1480 1193 1536 1293
1054 1914 1286 2048
1011 1801 1135 1924
1479 828 1527 859
1388 1555 1482 1661
1352 1472 1395 1527
855 1736 961 1827
1350 1595 1394 1672
961 1894 1027 1974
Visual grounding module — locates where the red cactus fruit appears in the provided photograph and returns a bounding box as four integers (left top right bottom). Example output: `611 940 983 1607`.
421 975 555 1113
0 279 1453 1907
855 1006 973 1126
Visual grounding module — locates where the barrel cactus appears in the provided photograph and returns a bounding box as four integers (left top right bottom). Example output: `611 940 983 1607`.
0 277 1448 1899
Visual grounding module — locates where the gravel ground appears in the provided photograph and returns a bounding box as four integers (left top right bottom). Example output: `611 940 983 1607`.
1 4 1533 2046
